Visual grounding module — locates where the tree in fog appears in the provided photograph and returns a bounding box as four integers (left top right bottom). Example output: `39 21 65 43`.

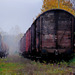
9 25 22 35
2 25 24 55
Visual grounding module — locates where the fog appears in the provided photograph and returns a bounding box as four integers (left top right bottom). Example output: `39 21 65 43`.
0 0 43 55
0 0 43 33
0 26 24 55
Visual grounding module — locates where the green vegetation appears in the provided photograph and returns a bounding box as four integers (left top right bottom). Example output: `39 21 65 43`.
0 58 24 75
68 55 75 67
0 54 75 75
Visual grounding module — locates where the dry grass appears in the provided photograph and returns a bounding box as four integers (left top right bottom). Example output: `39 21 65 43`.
0 54 75 75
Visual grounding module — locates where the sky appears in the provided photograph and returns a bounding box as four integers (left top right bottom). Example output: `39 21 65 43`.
0 0 43 34
71 0 75 7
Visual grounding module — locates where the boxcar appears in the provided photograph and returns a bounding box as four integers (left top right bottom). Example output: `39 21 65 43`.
20 9 75 58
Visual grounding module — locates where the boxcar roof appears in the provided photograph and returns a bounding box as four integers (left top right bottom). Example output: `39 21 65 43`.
23 9 75 37
32 9 75 25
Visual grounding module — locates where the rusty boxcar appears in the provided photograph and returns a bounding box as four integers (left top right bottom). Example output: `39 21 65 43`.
20 9 75 59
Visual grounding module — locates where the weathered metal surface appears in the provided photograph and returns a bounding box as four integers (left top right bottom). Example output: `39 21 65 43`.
26 28 31 53
36 18 40 52
39 10 74 54
31 23 36 52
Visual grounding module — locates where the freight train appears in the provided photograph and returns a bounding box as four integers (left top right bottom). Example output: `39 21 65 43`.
0 34 9 58
19 9 75 59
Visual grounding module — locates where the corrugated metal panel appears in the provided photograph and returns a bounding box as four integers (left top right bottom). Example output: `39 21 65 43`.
31 23 36 52
39 10 74 54
26 28 31 52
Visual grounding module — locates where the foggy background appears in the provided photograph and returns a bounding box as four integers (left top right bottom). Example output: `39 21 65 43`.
0 0 43 55
0 0 75 55
0 0 43 33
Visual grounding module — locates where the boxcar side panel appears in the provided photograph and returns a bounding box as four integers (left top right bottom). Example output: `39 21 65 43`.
31 24 36 53
26 28 31 53
40 12 56 53
29 28 31 53
26 30 29 52
36 18 40 53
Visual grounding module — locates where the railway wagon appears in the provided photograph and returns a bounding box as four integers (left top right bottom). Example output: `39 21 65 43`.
0 34 9 58
20 28 31 57
20 9 75 58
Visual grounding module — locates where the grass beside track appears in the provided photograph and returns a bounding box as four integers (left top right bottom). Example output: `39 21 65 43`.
0 54 75 75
